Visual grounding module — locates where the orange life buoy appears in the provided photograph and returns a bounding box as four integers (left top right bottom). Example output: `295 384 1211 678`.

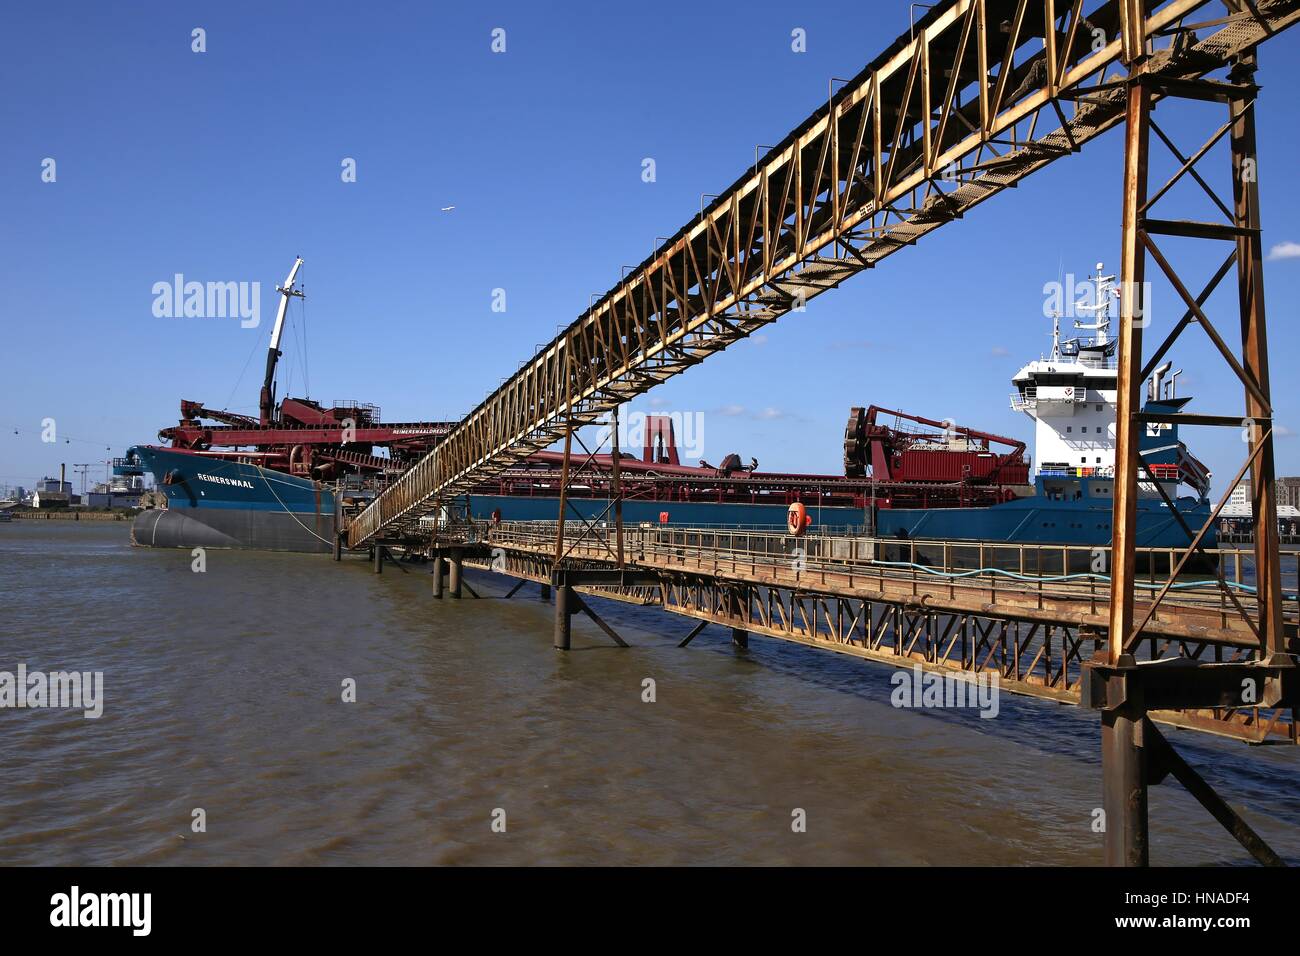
787 502 807 536
659 511 670 524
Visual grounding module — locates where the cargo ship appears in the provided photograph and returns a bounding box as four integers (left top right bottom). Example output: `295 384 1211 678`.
860 264 1213 547
125 258 1212 552
127 259 454 553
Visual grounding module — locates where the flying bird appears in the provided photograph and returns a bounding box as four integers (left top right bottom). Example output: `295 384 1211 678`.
440 205 456 212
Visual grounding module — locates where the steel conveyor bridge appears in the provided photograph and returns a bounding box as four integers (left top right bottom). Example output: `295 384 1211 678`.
348 0 1300 548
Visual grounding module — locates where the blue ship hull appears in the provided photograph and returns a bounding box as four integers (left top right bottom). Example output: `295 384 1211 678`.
465 494 863 530
873 494 1215 548
127 446 1213 553
129 446 337 553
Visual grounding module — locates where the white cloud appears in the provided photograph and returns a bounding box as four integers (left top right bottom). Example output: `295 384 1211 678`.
1267 241 1300 261
719 404 746 417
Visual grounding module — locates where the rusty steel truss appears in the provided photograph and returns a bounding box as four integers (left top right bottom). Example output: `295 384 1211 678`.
456 524 1297 745
1088 0 1296 867
347 0 1300 549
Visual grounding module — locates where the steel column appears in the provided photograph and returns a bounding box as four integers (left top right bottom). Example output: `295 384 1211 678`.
1108 74 1150 663
448 552 462 599
554 583 572 650
431 555 444 599
1101 702 1149 866
1229 56 1286 663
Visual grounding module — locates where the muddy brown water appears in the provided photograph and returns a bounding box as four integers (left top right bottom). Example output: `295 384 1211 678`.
2 522 1297 865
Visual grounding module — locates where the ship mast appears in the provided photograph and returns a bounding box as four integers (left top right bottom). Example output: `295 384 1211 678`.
259 257 305 425
1073 261 1115 345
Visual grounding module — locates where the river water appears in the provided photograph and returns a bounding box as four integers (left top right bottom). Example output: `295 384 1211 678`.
2 521 1297 866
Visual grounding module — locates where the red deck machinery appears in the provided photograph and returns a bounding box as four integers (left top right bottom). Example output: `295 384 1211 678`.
842 406 1029 507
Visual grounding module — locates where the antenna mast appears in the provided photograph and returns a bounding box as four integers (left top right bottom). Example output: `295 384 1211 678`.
1073 261 1116 345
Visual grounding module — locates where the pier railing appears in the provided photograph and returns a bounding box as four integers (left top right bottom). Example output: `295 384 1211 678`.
440 519 1297 744
480 520 1297 639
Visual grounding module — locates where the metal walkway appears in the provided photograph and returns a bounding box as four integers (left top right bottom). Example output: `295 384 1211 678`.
407 522 1298 744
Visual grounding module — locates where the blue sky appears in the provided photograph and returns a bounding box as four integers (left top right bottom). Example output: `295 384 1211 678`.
2 0 1298 494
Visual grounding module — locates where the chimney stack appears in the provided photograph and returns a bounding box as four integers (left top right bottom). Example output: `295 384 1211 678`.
60 462 66 492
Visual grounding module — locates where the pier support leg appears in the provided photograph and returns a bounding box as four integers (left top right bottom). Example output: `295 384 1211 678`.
678 620 709 648
449 553 462 599
373 546 383 574
333 532 342 562
1085 658 1293 867
1101 704 1148 867
539 583 551 602
431 555 444 599
727 586 748 649
574 593 630 647
554 584 572 650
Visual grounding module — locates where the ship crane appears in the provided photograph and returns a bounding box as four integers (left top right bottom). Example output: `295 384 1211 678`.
842 405 1028 491
260 257 306 426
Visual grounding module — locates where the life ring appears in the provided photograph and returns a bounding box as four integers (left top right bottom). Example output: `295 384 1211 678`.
659 511 670 524
787 502 808 537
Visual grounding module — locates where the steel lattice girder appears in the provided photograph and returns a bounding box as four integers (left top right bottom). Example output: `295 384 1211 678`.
348 0 1300 548
462 539 1295 743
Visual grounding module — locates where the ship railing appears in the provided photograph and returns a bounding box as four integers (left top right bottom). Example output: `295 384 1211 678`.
1218 530 1300 545
479 520 1298 625
1078 355 1119 370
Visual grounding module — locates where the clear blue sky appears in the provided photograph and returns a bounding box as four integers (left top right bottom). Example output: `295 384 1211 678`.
2 1 1298 494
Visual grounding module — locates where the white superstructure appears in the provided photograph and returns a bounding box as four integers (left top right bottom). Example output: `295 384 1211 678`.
1010 263 1122 478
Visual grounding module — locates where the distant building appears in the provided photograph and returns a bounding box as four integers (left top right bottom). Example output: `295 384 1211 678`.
1228 479 1252 508
1221 476 1299 514
36 476 73 495
1276 477 1300 510
86 490 143 509
32 489 72 508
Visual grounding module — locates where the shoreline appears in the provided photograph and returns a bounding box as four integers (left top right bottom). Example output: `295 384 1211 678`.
6 510 136 522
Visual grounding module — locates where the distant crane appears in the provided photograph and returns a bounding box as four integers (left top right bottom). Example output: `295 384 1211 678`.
72 463 92 496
